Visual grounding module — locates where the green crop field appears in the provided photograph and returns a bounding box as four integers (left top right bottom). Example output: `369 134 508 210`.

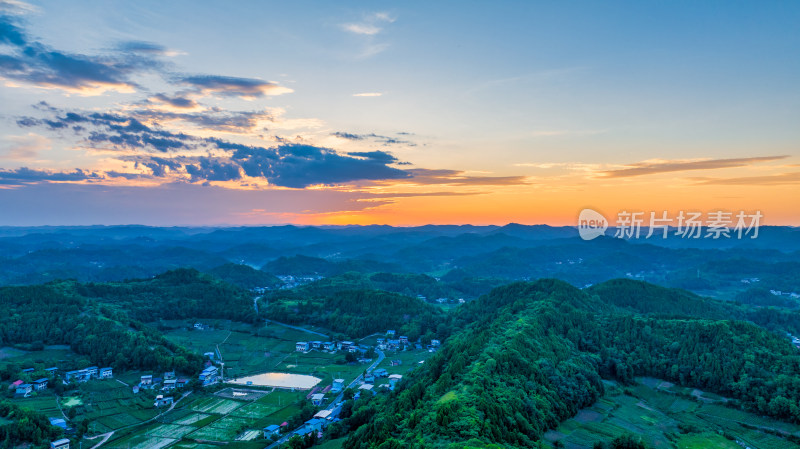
106 434 177 449
676 433 741 449
172 412 214 426
189 397 245 415
162 320 319 379
15 394 61 415
230 401 281 418
546 379 800 449
145 423 198 439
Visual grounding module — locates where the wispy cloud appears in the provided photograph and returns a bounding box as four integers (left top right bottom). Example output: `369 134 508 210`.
0 132 50 160
331 131 415 146
598 156 789 178
340 12 395 58
0 0 38 15
0 167 101 185
691 172 800 186
399 168 531 187
178 75 293 99
353 92 383 97
343 23 381 36
341 12 395 35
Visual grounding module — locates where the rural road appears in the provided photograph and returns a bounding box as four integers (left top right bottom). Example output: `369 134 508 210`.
266 349 385 449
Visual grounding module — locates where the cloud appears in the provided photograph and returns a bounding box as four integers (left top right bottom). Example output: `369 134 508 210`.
148 93 199 109
230 143 410 188
185 157 242 183
331 131 415 146
347 151 398 164
132 107 275 133
353 92 383 97
342 11 395 35
598 156 789 178
343 23 381 35
340 12 395 58
18 107 197 152
0 132 50 159
115 41 183 57
691 172 800 186
0 14 165 94
178 75 293 99
0 0 37 15
0 167 100 185
400 168 531 186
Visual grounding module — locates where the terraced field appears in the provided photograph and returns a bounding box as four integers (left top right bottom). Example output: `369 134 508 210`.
546 378 800 449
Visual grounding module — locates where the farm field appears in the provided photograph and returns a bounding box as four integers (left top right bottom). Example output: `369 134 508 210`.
545 378 800 449
189 397 245 415
60 379 162 434
161 320 321 379
105 388 307 449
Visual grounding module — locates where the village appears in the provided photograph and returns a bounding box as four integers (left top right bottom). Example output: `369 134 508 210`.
2 324 438 449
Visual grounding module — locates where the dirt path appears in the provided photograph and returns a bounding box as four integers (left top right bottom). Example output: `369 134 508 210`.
54 394 69 420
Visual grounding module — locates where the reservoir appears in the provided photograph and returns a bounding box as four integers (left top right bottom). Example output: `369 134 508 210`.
229 372 322 389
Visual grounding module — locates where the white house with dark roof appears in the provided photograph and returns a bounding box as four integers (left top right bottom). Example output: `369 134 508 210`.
99 367 113 379
296 341 310 352
51 438 70 449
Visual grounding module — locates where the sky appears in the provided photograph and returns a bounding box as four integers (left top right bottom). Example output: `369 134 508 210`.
0 0 798 226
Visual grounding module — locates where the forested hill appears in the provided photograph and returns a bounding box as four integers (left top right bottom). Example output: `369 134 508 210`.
265 282 445 340
342 279 800 449
0 269 256 373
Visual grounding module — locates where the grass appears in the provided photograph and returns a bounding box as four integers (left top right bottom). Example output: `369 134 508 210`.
162 320 317 379
676 433 741 449
316 438 346 449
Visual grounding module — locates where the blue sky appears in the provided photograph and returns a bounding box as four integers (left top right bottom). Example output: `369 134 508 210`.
1 0 798 225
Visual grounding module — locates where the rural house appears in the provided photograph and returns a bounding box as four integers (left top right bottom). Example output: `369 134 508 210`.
99 367 113 379
296 341 310 352
33 378 48 391
50 439 70 449
263 424 281 438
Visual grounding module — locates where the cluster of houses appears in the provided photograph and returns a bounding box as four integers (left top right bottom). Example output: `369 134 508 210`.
416 294 466 305
295 340 358 353
135 371 190 395
10 365 115 398
263 403 345 440
276 275 322 290
770 289 800 298
64 366 113 383
296 330 442 357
